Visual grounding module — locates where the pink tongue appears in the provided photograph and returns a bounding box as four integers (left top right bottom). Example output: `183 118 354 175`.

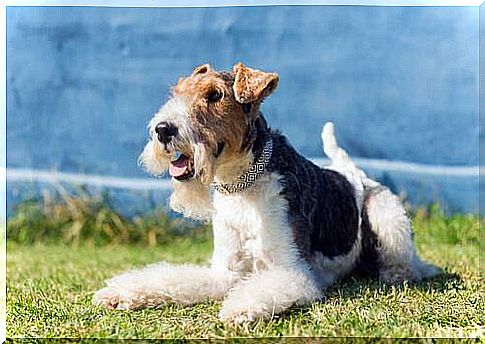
169 155 189 177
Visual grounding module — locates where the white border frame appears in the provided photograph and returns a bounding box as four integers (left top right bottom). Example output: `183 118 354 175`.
1 2 5 343
3 0 484 7
1 1 482 342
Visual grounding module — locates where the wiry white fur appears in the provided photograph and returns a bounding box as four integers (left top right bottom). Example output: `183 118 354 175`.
138 139 171 176
220 266 321 323
170 179 213 221
93 263 235 309
365 187 415 265
365 186 441 282
212 173 301 270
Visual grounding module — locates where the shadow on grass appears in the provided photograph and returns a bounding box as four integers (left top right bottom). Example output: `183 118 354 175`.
336 270 462 295
280 271 462 318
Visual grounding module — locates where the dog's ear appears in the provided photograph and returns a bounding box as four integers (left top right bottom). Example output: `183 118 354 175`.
192 63 212 75
232 62 279 104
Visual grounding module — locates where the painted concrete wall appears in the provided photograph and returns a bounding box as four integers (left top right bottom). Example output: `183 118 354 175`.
6 5 480 215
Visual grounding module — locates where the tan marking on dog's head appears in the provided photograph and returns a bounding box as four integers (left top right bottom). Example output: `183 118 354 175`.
169 63 279 183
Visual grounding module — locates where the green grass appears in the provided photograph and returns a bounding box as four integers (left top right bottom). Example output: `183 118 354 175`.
7 190 211 246
6 201 484 339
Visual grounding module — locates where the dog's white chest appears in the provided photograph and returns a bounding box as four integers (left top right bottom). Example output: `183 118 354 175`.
213 192 266 271
211 173 300 274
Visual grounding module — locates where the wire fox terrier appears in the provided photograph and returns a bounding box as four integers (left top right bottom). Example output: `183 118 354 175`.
93 63 440 323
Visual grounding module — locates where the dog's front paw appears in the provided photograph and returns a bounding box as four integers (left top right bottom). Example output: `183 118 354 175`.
93 287 138 310
219 302 271 324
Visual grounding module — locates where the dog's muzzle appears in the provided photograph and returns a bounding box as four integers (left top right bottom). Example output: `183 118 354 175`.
153 121 195 181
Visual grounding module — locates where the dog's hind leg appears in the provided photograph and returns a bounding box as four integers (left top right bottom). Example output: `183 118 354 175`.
322 122 440 283
364 186 441 283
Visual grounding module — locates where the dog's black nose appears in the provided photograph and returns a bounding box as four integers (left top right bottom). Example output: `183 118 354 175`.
155 122 178 144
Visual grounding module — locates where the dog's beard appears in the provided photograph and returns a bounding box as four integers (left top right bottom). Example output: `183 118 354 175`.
138 140 171 176
170 177 214 220
193 142 215 185
139 138 216 185
139 137 215 220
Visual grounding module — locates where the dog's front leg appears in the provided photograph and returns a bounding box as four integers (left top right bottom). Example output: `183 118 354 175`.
93 262 236 310
219 266 322 324
93 213 244 310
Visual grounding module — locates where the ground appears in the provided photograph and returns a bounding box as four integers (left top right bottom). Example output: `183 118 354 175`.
6 208 484 339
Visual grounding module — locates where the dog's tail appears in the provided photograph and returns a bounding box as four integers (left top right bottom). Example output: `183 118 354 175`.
321 122 379 189
321 122 355 168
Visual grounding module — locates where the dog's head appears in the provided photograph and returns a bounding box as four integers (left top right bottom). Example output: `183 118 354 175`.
139 63 279 184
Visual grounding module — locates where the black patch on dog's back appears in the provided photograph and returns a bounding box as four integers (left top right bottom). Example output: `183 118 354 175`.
266 132 360 260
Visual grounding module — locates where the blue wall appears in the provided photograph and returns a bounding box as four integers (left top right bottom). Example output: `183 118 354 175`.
6 5 480 214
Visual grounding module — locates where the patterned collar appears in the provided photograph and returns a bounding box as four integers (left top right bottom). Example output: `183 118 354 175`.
212 137 273 195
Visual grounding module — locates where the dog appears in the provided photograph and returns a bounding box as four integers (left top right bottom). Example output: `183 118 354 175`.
93 63 440 323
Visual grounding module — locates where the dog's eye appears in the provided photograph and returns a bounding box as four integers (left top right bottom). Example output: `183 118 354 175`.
207 89 223 102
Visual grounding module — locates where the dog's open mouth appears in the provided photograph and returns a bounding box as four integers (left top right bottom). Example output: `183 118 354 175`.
169 152 194 181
